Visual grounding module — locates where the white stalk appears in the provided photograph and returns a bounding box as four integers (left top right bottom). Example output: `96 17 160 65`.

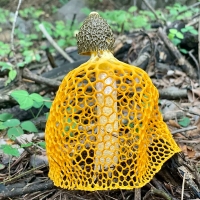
94 53 119 171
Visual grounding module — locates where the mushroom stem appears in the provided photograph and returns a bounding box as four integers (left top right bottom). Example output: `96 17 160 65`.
95 70 119 171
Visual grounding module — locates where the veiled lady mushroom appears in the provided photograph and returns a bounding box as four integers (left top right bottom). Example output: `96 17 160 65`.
45 12 181 190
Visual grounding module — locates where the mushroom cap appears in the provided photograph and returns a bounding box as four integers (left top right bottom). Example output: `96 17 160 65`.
76 12 115 55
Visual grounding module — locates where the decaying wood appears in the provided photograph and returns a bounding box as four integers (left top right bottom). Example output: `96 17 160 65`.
131 52 150 70
0 179 54 199
158 28 197 79
42 58 88 79
159 87 187 99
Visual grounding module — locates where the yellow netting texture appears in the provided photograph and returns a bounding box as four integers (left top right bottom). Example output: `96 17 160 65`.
45 58 180 190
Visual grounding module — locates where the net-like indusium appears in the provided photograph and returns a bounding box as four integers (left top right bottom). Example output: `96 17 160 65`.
45 12 180 191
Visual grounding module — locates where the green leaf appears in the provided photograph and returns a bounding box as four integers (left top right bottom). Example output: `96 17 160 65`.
37 141 46 149
178 117 190 127
29 93 43 102
185 26 193 30
17 62 26 68
7 127 24 139
172 38 181 45
10 90 33 110
21 142 33 148
189 29 198 35
168 33 175 40
2 145 20 157
57 39 66 47
9 69 17 81
128 6 137 13
35 54 41 61
184 11 192 17
33 101 43 108
21 121 38 132
25 55 33 64
169 29 178 34
0 62 12 71
181 28 188 33
4 119 20 127
180 48 188 54
11 90 29 101
0 122 7 130
46 112 49 120
19 98 33 110
5 78 11 86
44 101 52 109
176 32 184 39
0 113 13 122
0 163 5 170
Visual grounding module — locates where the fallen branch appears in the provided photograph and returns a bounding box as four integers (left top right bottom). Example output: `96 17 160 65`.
158 28 197 79
42 58 88 80
0 179 54 199
23 68 61 87
171 126 197 134
39 24 74 63
159 87 187 99
143 188 172 200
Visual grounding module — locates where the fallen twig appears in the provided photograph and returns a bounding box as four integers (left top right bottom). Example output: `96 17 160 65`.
39 23 74 63
0 164 47 185
11 0 23 51
188 49 200 85
181 172 186 200
23 68 61 87
171 126 197 134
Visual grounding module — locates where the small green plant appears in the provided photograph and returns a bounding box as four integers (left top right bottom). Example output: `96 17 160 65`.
166 3 194 21
168 25 198 54
0 90 52 157
0 113 38 139
1 144 21 157
19 7 45 19
181 26 198 35
0 8 9 25
0 62 17 85
81 7 151 33
0 42 11 57
168 28 184 45
10 90 52 117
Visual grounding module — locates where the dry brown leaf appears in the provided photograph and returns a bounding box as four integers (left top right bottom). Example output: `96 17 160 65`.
187 89 195 103
174 76 184 86
187 147 195 158
169 120 181 128
179 144 188 155
192 87 200 98
189 106 200 116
